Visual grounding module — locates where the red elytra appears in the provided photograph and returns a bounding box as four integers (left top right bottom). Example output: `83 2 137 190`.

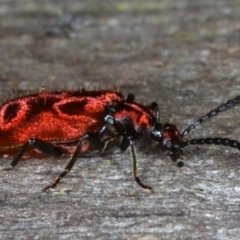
1 89 240 192
0 89 124 158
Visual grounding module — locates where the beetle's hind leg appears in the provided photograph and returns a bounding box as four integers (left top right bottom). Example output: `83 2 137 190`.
0 138 67 172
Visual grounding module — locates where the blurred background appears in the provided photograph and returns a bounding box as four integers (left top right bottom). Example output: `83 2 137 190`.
0 1 240 239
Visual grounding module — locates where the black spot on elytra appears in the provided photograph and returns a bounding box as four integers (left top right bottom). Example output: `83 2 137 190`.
3 102 21 124
58 99 88 116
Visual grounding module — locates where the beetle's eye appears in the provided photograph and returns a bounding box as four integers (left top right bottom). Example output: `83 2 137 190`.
165 140 172 149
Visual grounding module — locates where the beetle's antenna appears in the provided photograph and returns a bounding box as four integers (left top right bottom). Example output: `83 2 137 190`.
181 95 240 138
181 137 240 151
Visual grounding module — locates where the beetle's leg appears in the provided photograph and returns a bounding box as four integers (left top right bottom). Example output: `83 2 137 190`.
120 136 153 193
43 133 104 191
0 138 67 172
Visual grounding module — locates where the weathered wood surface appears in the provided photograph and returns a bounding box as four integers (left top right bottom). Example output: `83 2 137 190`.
0 1 240 239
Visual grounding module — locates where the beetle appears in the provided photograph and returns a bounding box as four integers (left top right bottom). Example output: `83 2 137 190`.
1 90 240 192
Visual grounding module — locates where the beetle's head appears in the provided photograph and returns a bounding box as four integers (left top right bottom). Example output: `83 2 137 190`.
151 122 183 165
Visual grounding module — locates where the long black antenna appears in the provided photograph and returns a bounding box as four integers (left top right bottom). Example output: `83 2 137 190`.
181 95 240 138
181 137 240 151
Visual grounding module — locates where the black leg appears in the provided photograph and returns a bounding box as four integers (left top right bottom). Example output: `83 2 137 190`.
120 136 130 151
10 138 67 167
127 137 153 193
100 133 121 154
43 133 104 191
